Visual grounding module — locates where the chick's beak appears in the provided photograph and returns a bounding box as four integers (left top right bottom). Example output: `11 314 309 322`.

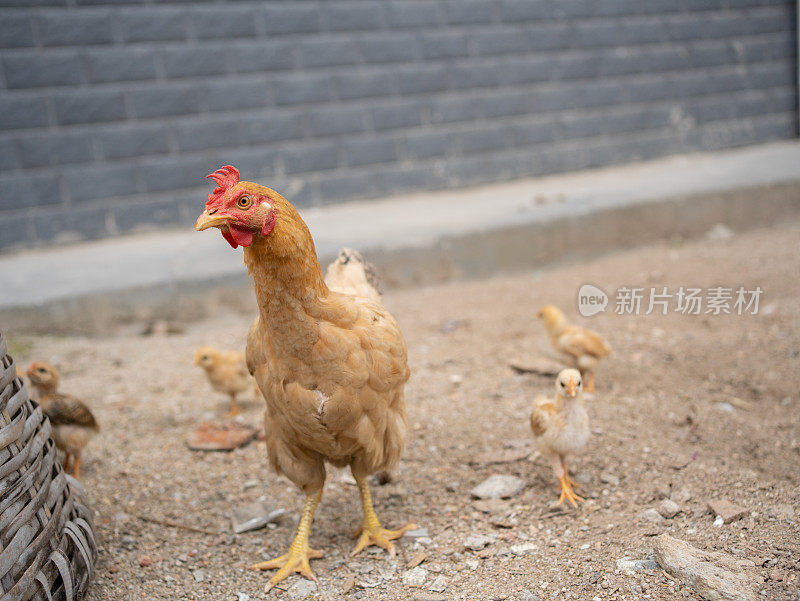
566 379 578 397
196 210 230 231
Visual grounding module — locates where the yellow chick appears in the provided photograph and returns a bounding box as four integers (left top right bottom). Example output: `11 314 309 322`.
537 305 611 392
194 347 252 417
530 369 588 507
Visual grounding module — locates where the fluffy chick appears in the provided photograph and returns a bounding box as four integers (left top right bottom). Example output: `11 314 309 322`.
194 346 253 417
530 369 588 507
26 361 99 478
537 305 611 392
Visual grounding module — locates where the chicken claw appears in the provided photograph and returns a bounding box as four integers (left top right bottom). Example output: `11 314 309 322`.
557 474 584 507
250 490 323 592
351 474 417 557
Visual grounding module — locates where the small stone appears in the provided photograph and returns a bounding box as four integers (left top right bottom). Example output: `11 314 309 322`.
510 542 537 556
616 557 658 574
770 504 795 521
341 576 355 594
768 569 784 582
120 535 137 550
470 474 526 499
235 593 250 601
654 534 757 601
243 479 259 489
412 593 446 601
707 499 747 523
658 499 681 519
138 556 152 567
192 569 206 583
519 590 539 601
402 566 428 587
672 487 692 504
643 508 665 523
654 482 672 500
463 533 497 551
713 515 724 527
406 551 428 569
288 579 317 599
600 472 619 486
231 503 286 533
403 528 430 539
706 223 734 240
448 374 463 385
428 575 447 592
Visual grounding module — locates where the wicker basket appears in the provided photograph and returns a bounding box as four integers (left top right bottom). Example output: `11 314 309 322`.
0 333 97 601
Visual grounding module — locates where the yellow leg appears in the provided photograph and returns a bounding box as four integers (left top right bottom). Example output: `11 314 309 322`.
584 371 596 393
72 454 81 478
557 474 584 507
227 394 240 418
351 474 417 557
250 489 324 592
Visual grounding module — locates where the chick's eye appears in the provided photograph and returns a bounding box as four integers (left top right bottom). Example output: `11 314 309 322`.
560 381 565 387
38 368 46 373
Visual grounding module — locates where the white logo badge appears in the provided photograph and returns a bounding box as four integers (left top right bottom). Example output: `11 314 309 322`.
577 284 608 317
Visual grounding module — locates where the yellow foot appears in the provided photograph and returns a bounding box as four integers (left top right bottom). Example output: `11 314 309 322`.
557 475 584 507
226 408 241 418
351 522 418 558
250 547 323 592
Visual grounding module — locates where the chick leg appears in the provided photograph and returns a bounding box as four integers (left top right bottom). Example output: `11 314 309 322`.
62 453 73 474
553 455 583 507
227 393 241 418
583 370 596 393
250 489 324 592
351 472 417 557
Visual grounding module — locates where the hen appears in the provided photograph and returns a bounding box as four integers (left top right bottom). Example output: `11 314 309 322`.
530 368 588 507
26 361 99 477
537 305 612 392
194 346 253 417
196 166 415 590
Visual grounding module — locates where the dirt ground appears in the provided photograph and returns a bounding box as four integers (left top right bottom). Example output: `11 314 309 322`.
8 220 800 601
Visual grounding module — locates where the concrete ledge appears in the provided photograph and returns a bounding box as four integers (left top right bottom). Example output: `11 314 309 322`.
2 141 799 335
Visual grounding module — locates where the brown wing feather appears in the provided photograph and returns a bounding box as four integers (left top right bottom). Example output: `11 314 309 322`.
530 399 558 436
41 393 99 430
558 326 612 359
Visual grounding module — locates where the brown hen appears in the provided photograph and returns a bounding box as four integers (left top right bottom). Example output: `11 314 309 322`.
196 166 415 590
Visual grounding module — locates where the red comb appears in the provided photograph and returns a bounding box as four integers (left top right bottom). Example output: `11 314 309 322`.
206 165 240 205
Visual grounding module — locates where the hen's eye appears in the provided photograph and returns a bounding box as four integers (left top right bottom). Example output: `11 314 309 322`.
237 195 252 209
38 367 46 373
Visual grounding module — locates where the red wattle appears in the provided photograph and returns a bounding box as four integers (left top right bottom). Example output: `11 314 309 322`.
221 230 238 249
228 223 254 247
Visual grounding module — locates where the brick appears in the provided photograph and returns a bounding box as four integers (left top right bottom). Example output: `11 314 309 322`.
231 40 295 74
690 40 736 68
553 53 602 80
527 23 573 51
296 37 361 68
620 17 668 44
385 1 444 28
54 89 126 125
336 69 395 100
745 7 792 35
17 130 95 168
447 60 503 89
357 32 420 63
420 31 469 59
119 8 188 42
273 72 335 105
261 4 321 34
740 35 795 62
0 14 34 47
512 118 556 146
84 47 157 83
242 110 305 144
443 0 495 25
748 61 793 89
203 79 271 112
32 203 109 244
500 56 552 84
472 28 531 56
457 123 510 154
574 21 620 47
282 140 338 174
0 213 33 251
190 6 258 39
0 172 61 211
309 105 367 137
175 117 243 152
99 123 170 160
37 10 114 46
343 136 397 166
376 162 437 196
401 130 453 159
208 145 275 180
162 45 228 79
480 90 527 118
0 96 50 130
64 163 137 203
324 3 386 31
499 0 550 21
429 95 481 123
0 137 19 170
138 155 207 193
113 196 182 235
371 99 424 130
3 50 82 89
131 84 200 119
318 170 378 201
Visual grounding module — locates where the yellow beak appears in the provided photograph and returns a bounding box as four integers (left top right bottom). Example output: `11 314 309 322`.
566 380 578 397
196 211 229 231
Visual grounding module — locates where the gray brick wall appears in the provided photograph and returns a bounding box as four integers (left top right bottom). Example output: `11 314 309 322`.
0 0 797 251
